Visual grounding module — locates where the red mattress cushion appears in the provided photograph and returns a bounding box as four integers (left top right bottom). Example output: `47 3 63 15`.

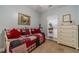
24 38 35 48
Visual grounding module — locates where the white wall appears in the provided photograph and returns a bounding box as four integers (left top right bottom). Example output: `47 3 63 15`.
0 5 40 49
41 5 78 36
76 6 79 24
0 5 40 32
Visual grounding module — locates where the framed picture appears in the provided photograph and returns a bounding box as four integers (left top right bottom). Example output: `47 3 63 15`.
63 14 72 22
18 13 31 25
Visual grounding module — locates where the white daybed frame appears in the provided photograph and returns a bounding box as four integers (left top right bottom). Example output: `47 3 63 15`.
3 29 36 53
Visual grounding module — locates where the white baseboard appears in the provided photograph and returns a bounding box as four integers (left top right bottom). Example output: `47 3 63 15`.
0 48 5 52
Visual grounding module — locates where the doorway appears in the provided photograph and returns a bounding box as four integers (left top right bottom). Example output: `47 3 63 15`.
47 16 58 41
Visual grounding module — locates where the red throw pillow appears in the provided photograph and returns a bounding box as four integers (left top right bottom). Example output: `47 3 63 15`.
35 28 41 33
7 28 21 39
20 28 26 35
31 28 36 34
26 29 31 36
31 28 41 34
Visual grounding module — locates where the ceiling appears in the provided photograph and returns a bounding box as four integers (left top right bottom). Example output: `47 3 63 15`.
28 5 63 13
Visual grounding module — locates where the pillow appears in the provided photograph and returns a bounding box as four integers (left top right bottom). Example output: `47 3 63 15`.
26 29 31 36
31 28 41 34
35 28 41 33
31 28 35 34
20 28 26 35
7 28 21 39
21 32 26 35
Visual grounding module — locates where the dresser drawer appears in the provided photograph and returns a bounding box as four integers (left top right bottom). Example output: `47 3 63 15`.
60 25 78 30
60 31 77 36
59 28 77 34
63 38 77 48
58 37 77 48
59 33 78 38
59 35 77 41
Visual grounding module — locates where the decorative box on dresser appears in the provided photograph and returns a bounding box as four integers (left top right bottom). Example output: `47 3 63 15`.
58 23 79 49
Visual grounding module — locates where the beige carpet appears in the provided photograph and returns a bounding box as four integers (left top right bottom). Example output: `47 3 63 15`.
32 39 79 53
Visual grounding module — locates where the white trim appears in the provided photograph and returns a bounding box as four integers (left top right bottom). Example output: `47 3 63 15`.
0 48 5 52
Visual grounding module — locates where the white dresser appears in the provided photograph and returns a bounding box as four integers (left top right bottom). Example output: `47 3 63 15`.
58 23 79 49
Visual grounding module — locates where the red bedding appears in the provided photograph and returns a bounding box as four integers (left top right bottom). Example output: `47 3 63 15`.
9 33 45 53
24 38 36 48
34 33 45 43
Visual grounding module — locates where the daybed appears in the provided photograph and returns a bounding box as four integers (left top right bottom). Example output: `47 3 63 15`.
4 27 45 53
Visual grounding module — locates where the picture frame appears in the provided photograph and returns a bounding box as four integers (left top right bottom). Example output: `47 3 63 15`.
63 14 72 23
18 13 31 25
